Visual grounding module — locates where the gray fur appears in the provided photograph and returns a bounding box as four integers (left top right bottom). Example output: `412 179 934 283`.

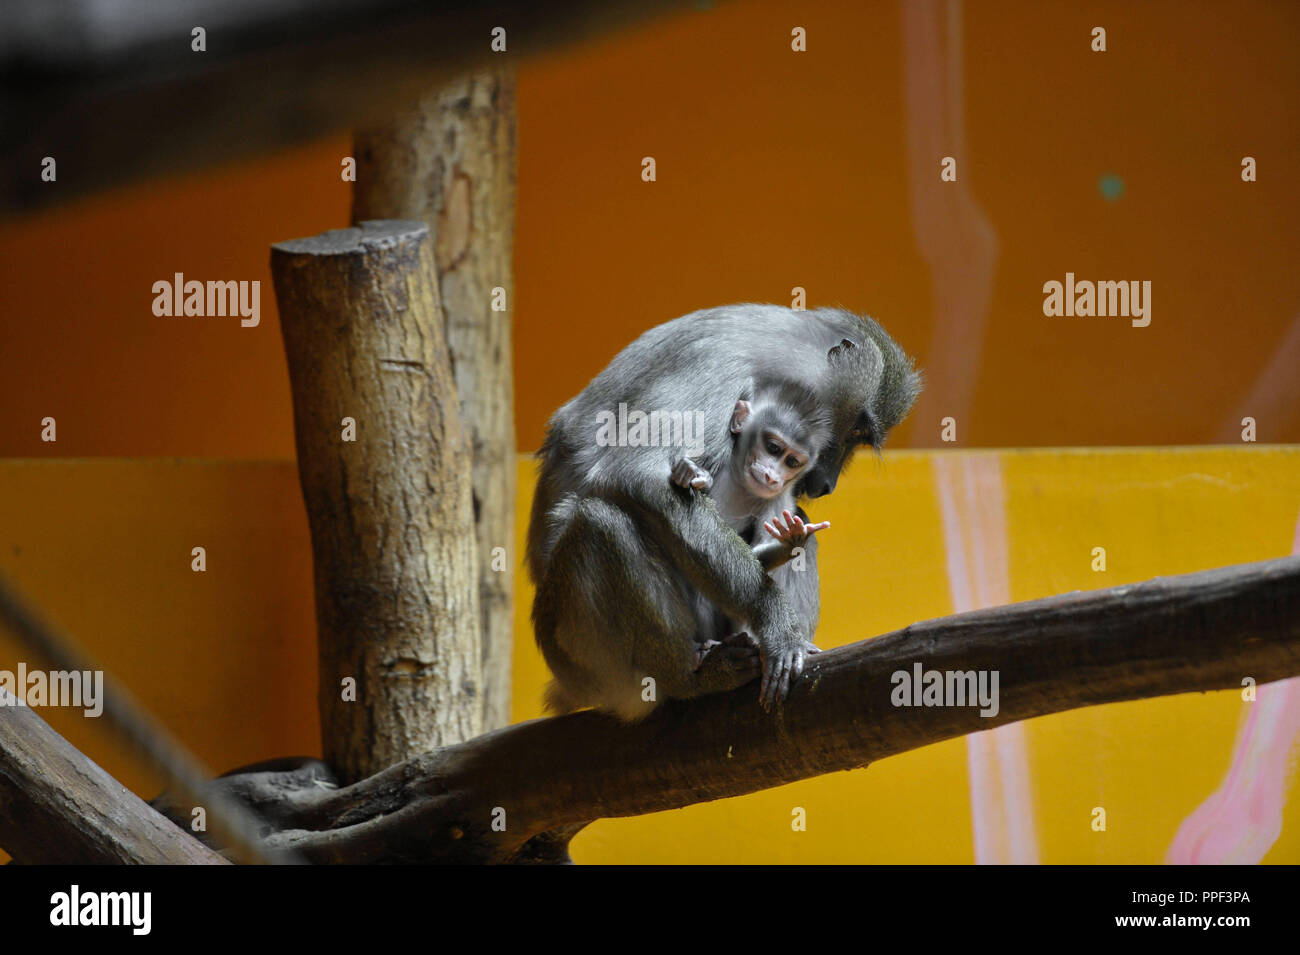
527 304 921 719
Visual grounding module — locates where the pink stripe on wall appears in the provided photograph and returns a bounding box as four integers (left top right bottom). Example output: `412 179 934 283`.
934 454 1039 864
908 0 1030 864
1165 511 1300 863
1222 311 1300 441
902 0 999 435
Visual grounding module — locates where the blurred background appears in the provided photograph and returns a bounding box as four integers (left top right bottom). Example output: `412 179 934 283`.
0 0 1297 863
2 0 1297 455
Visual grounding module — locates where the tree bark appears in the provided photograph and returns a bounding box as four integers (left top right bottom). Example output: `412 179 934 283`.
272 220 481 783
353 70 518 731
0 689 227 865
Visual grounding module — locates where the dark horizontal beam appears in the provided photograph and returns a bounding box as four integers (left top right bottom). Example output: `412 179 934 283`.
0 0 692 216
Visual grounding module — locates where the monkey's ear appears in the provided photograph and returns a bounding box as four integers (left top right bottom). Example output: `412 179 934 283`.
827 337 859 359
730 399 752 434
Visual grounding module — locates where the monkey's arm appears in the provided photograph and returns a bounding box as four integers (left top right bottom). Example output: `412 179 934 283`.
752 539 799 571
767 508 823 652
621 482 806 709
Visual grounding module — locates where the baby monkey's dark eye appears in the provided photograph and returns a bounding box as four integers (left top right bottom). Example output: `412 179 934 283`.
765 441 781 456
785 455 802 469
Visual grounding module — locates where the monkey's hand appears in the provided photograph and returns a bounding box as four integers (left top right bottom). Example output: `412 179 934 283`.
749 586 809 711
670 456 713 492
763 509 830 550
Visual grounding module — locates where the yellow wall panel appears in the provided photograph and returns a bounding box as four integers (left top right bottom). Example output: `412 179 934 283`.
1 446 1297 863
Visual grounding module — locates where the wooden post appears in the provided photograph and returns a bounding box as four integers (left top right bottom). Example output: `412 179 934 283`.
353 69 517 730
272 220 481 783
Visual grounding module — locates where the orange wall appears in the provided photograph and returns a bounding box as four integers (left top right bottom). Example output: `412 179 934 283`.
1 0 1297 457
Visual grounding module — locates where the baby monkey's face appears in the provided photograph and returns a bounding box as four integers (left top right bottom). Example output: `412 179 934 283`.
743 424 811 499
729 397 818 500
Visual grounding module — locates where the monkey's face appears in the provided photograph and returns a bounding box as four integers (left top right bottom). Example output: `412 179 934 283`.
800 434 864 497
745 428 810 499
800 331 921 498
799 369 881 499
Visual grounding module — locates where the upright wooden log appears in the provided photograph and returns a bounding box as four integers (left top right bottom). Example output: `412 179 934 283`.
272 220 481 783
353 70 518 731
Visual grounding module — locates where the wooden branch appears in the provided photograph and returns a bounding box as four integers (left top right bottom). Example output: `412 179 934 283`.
0 0 690 215
4 552 1293 863
0 689 227 864
203 554 1300 863
353 70 518 732
0 572 291 864
272 220 481 782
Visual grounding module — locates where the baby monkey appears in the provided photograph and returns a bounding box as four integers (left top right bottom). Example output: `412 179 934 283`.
671 382 831 666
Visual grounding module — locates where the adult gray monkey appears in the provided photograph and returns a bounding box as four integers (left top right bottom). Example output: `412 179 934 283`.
527 304 921 720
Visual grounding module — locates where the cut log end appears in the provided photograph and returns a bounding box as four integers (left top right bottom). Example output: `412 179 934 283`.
271 219 428 258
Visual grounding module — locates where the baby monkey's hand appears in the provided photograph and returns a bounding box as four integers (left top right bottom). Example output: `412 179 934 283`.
670 455 713 492
764 509 830 549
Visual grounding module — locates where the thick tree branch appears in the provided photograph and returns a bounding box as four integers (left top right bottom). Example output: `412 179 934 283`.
0 688 228 864
228 553 1299 862
6 554 1296 863
0 573 290 864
